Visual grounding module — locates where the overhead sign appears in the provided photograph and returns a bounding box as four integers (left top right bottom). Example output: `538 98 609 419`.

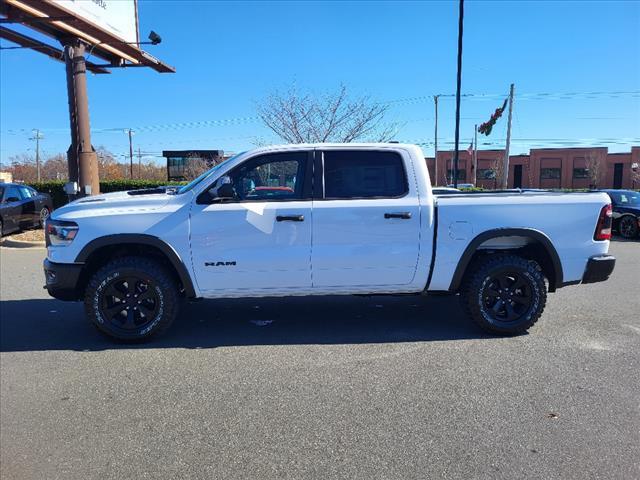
51 0 139 44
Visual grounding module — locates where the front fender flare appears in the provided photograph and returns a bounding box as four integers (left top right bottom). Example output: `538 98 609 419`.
75 234 197 298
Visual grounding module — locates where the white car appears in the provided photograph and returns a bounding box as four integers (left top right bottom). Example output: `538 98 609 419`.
43 143 615 341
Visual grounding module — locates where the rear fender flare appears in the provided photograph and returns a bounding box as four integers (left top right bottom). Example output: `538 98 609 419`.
448 228 563 292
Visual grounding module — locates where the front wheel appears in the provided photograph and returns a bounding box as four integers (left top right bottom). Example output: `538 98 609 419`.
460 254 547 335
618 215 639 239
84 256 180 341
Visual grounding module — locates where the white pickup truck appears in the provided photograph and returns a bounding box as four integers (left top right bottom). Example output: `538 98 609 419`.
43 143 616 341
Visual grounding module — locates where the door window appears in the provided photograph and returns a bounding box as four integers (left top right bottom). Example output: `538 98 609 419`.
323 150 407 199
4 186 20 202
230 152 307 201
18 186 33 199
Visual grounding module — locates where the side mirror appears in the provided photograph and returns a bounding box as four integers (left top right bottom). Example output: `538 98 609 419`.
6 196 20 203
205 176 235 203
216 183 235 199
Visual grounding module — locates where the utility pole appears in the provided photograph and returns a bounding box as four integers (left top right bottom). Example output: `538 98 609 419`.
434 95 439 186
452 0 465 188
137 147 142 179
473 124 478 186
502 83 515 189
128 128 134 179
30 129 44 182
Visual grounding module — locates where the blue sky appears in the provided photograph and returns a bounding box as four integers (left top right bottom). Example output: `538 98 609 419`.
1 0 639 165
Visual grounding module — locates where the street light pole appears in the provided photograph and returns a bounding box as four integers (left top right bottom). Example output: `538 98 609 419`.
128 128 134 179
452 0 465 188
434 95 439 186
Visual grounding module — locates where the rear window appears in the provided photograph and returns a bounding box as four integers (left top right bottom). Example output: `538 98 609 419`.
323 150 407 199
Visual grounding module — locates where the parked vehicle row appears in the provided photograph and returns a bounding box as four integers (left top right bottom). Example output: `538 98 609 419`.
0 183 52 236
601 189 640 239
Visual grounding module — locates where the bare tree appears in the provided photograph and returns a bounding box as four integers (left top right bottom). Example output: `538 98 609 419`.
490 156 505 189
585 152 602 189
631 163 640 188
41 153 68 180
183 155 210 181
256 85 396 143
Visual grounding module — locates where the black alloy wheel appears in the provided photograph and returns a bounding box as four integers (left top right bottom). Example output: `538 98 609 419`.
619 215 639 239
85 256 179 341
99 275 161 335
480 270 533 324
460 254 547 335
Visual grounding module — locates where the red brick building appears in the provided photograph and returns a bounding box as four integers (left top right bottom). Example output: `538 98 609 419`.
426 146 639 189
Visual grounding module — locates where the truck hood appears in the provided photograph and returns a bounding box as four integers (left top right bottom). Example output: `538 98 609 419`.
52 189 177 220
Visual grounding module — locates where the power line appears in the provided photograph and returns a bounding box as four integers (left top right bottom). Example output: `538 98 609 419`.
2 90 638 136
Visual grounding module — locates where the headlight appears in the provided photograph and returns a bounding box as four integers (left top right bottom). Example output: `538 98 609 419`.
46 219 79 246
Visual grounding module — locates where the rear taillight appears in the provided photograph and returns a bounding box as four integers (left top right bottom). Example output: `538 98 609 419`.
594 204 612 241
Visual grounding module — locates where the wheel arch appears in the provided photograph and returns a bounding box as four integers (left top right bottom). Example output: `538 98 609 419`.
75 234 197 298
448 228 564 293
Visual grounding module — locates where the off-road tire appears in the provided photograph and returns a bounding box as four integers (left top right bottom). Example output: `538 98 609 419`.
84 256 179 342
460 254 547 335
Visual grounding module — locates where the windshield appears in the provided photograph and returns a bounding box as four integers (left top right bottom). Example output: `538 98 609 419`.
176 152 245 194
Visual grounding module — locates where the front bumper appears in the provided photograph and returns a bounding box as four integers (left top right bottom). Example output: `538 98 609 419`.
43 259 83 301
582 255 616 284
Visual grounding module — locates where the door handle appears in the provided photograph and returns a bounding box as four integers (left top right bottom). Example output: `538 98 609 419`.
384 212 412 219
276 215 305 222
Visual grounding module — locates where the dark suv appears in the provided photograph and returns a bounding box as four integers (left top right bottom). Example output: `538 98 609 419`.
0 183 53 236
602 189 640 239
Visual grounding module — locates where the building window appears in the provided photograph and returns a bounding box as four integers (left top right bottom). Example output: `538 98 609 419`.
446 169 466 182
540 168 561 180
477 168 496 180
573 168 589 179
167 157 186 180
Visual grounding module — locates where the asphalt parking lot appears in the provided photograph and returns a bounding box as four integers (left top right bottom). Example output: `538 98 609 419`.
1 240 638 479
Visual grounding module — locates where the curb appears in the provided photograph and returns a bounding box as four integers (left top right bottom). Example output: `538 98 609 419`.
0 238 46 249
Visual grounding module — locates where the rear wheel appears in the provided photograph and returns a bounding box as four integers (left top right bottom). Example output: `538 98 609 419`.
618 215 639 239
460 254 547 335
84 256 180 342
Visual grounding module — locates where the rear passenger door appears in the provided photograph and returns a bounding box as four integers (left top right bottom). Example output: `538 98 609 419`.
311 149 421 288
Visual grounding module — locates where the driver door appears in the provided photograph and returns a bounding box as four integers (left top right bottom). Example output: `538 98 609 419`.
190 151 313 294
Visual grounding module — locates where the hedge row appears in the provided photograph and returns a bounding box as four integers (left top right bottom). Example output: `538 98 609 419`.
27 180 187 209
